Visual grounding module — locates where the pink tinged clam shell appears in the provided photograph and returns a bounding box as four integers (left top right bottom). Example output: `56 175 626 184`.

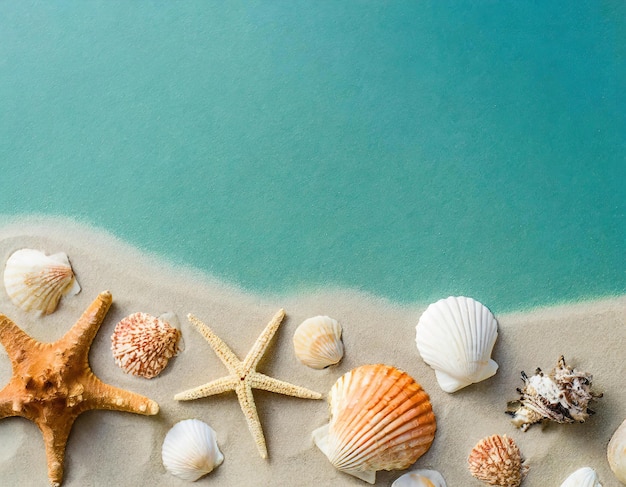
608 418 626 484
468 434 528 487
111 312 181 378
313 364 437 484
3 248 81 315
293 315 344 369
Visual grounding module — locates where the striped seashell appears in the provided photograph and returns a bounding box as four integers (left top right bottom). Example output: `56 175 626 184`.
3 248 81 315
392 469 447 487
468 434 528 487
111 312 181 379
293 315 344 369
415 296 498 393
313 364 436 484
560 467 602 487
162 419 223 481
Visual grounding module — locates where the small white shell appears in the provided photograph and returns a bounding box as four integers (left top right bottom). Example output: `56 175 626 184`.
392 469 447 487
162 419 224 481
415 296 498 392
4 248 81 315
608 419 626 484
293 315 343 369
560 467 602 487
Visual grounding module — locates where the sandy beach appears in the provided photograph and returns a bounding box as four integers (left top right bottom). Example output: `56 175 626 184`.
0 217 623 486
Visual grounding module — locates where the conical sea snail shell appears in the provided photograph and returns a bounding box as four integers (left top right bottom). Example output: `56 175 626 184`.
312 364 436 484
293 315 343 369
162 419 224 481
415 296 498 393
3 248 81 315
608 418 626 484
559 467 602 487
468 434 528 487
392 469 447 486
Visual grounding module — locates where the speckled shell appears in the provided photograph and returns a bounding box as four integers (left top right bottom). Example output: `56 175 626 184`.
468 434 528 487
3 248 81 315
415 296 498 393
313 364 436 484
560 467 602 487
293 315 344 369
111 312 181 379
608 419 626 484
392 469 447 487
162 419 223 481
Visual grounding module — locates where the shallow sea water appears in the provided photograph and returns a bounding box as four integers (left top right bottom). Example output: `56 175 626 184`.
0 2 624 312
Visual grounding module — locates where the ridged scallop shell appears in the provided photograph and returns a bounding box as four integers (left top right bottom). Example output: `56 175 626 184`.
392 469 447 487
468 434 528 487
415 296 498 393
162 419 223 481
560 467 602 487
608 418 626 483
111 312 181 378
312 364 436 484
3 248 81 315
293 315 344 369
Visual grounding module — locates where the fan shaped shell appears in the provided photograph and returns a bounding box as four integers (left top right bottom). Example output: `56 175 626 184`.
111 312 181 378
162 419 223 481
468 434 528 487
312 364 436 484
415 296 498 393
293 315 344 369
560 467 602 487
608 418 626 483
3 248 81 315
392 469 447 487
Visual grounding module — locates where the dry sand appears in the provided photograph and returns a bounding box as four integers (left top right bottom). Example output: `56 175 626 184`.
0 217 623 486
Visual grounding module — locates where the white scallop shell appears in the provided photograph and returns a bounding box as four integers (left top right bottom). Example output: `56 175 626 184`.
415 296 498 393
608 418 626 484
293 315 343 369
162 419 223 481
4 248 81 315
392 469 447 487
560 467 602 487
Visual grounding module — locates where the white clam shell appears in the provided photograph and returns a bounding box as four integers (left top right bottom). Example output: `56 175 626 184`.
293 315 344 369
608 419 626 484
415 296 498 393
560 467 602 487
3 248 81 315
392 469 447 487
162 419 224 481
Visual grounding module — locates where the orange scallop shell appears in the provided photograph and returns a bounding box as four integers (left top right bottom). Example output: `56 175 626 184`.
313 364 436 484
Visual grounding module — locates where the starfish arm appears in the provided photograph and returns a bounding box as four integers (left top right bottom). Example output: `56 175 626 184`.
235 383 268 458
0 314 39 363
187 314 240 373
0 389 18 419
243 309 285 371
82 374 159 416
37 416 76 487
174 375 239 401
249 372 322 400
59 291 112 360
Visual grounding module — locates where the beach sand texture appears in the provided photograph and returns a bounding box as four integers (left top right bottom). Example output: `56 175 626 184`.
0 219 623 486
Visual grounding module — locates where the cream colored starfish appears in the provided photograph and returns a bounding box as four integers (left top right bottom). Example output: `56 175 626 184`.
174 309 322 458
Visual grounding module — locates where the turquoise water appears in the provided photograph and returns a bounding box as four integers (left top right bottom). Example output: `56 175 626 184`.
0 2 624 312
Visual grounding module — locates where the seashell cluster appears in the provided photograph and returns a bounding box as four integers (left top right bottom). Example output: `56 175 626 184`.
162 419 223 481
607 418 626 484
312 364 436 484
468 434 528 487
111 312 181 379
293 315 344 369
3 248 81 315
507 355 602 431
415 296 499 393
559 467 602 487
391 469 447 487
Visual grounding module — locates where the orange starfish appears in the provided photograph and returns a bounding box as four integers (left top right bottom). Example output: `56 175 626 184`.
0 291 159 486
